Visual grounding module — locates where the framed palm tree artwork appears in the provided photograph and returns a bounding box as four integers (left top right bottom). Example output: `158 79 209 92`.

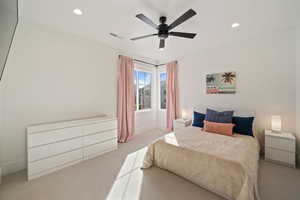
206 72 236 94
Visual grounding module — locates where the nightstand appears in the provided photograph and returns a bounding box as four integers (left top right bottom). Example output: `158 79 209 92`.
265 130 296 168
173 119 192 131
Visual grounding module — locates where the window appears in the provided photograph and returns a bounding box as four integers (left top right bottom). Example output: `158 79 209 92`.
159 72 167 109
134 69 152 111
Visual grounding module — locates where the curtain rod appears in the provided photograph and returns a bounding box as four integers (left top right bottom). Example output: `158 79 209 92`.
118 55 177 67
134 59 157 67
118 55 157 67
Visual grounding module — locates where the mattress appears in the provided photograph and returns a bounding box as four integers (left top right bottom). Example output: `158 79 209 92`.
142 126 260 200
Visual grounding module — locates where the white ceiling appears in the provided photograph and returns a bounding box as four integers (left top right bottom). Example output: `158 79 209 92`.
19 0 298 62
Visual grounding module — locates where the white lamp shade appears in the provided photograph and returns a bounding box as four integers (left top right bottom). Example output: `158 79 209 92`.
182 110 187 120
271 115 282 132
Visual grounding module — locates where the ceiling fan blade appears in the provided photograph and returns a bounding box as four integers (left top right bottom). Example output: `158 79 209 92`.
170 32 197 39
136 14 158 29
131 33 158 41
168 9 197 30
159 39 165 49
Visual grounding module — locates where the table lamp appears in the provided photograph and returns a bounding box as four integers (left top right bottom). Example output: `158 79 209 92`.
271 115 282 133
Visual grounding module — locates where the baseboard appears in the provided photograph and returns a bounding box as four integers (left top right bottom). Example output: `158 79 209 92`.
1 159 26 176
28 159 81 181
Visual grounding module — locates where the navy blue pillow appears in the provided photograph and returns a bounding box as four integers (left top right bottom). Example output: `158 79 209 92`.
205 109 234 123
192 111 206 128
232 116 254 136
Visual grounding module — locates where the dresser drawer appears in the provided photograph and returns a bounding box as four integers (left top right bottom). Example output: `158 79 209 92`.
28 149 83 176
265 147 295 166
28 137 83 162
83 130 117 146
83 139 117 159
28 126 82 148
265 135 295 152
27 117 118 180
83 120 117 135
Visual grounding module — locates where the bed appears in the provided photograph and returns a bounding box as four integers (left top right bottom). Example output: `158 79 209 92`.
142 107 260 200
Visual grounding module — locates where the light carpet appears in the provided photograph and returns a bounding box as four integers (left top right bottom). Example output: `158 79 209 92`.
0 129 299 200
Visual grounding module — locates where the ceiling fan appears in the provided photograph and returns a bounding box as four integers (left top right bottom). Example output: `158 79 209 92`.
131 9 197 50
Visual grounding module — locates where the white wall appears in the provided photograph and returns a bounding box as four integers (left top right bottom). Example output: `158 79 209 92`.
0 21 159 175
0 21 119 175
178 29 296 147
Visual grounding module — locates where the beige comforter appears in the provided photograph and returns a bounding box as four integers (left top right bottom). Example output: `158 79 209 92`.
142 126 260 200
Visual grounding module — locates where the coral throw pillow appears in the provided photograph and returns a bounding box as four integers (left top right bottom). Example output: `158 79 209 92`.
203 120 235 136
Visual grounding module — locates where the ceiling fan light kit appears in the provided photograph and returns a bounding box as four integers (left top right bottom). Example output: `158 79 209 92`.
131 9 197 50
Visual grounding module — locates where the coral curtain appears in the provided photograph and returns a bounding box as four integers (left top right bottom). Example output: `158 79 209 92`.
117 56 135 143
166 61 181 132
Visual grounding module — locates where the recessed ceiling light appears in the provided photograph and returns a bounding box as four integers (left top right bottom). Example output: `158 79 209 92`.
73 8 83 15
231 23 240 28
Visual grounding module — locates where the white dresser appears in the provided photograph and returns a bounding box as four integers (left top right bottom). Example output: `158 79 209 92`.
27 116 118 180
265 130 296 168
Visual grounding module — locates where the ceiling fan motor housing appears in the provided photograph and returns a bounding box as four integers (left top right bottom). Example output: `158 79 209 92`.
158 16 168 39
